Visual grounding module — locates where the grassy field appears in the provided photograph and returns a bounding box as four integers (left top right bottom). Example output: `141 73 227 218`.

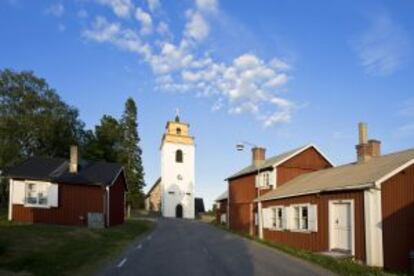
213 224 398 276
0 209 152 276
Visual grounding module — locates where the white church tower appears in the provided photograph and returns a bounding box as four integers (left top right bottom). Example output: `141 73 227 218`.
160 112 195 219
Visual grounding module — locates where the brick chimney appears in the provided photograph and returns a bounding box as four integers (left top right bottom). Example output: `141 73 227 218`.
70 145 79 173
252 147 266 166
356 123 381 162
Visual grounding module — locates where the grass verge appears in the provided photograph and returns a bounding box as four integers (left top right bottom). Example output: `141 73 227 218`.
213 223 398 276
0 209 153 276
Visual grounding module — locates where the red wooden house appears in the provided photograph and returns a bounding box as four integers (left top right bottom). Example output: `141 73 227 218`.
226 144 333 235
5 146 126 227
227 123 414 271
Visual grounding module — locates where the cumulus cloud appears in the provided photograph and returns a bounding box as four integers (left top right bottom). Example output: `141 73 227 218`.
350 13 410 76
195 0 218 13
135 8 153 35
97 0 134 18
184 10 210 42
147 0 160 12
83 0 295 127
46 3 64 17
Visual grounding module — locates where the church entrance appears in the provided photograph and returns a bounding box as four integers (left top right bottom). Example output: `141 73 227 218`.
175 204 183 218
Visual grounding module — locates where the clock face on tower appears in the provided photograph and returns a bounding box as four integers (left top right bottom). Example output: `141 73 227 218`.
177 174 183 181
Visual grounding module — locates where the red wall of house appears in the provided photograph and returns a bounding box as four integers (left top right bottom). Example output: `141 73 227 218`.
109 173 125 226
261 190 366 263
228 174 256 233
277 147 332 186
12 183 105 226
381 164 414 271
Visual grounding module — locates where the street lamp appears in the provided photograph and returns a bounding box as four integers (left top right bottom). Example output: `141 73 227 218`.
235 141 263 237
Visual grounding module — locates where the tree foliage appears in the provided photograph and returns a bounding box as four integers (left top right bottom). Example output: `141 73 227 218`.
120 98 145 208
0 69 146 209
0 69 85 206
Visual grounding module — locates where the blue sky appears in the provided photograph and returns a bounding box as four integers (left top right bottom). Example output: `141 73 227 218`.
1 0 413 209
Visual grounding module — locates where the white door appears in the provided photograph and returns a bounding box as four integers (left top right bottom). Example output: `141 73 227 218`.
332 202 352 252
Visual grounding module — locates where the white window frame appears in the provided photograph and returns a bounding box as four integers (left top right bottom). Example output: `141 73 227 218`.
256 170 275 189
270 206 285 230
291 204 310 232
24 181 49 208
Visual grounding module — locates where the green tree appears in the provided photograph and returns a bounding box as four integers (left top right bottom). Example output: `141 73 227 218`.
120 98 145 210
82 115 121 162
0 69 85 206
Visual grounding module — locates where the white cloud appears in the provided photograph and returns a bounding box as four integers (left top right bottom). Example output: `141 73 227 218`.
97 0 134 18
135 8 153 35
351 13 410 76
195 0 217 13
82 0 295 127
147 0 160 12
184 11 209 42
46 3 64 17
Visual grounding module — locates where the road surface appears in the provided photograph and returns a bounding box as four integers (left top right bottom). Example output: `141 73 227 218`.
99 218 333 276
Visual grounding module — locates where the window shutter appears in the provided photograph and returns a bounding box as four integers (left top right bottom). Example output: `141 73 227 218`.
269 171 276 187
285 206 293 230
12 181 25 204
308 204 318 232
255 175 259 188
281 207 287 230
262 208 271 229
48 184 59 207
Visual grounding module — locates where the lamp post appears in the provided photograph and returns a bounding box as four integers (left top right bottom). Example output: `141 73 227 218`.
236 141 263 238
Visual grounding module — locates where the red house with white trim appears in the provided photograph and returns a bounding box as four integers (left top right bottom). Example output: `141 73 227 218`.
5 146 126 227
227 123 414 271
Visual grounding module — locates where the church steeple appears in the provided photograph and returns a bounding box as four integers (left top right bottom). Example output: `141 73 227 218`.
161 110 194 146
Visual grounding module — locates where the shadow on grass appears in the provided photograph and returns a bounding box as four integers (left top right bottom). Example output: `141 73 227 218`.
0 208 153 276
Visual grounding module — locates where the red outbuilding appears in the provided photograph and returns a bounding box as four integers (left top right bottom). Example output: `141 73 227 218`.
5 146 126 227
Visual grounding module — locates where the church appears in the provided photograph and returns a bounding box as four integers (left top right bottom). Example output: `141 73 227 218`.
145 113 198 219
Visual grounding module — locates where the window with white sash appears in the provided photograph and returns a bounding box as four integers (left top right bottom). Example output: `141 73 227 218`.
263 204 317 232
25 182 48 206
256 171 275 188
291 204 318 232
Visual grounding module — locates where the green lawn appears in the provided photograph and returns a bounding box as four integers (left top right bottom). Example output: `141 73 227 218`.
0 209 152 276
214 224 399 276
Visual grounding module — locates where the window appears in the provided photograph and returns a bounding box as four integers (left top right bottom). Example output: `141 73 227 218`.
277 207 283 229
25 182 48 206
293 205 309 231
176 127 181 135
271 208 277 228
263 173 270 186
257 171 274 188
270 207 284 230
175 149 183 163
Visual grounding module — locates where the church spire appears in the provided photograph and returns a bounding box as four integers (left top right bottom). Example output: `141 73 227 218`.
175 108 180 122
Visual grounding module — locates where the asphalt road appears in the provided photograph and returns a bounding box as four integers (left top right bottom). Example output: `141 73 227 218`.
99 218 334 276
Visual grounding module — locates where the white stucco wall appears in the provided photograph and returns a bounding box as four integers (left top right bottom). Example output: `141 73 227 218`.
161 142 195 219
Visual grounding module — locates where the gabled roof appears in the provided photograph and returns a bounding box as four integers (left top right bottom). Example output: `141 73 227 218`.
146 177 161 197
258 148 414 201
215 191 228 202
5 157 123 187
226 144 333 181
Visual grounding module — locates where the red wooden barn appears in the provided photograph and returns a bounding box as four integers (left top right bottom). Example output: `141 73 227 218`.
5 146 126 227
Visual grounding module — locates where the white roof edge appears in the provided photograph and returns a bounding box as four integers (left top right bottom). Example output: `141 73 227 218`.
375 158 414 187
256 183 373 202
109 167 125 187
272 144 335 169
